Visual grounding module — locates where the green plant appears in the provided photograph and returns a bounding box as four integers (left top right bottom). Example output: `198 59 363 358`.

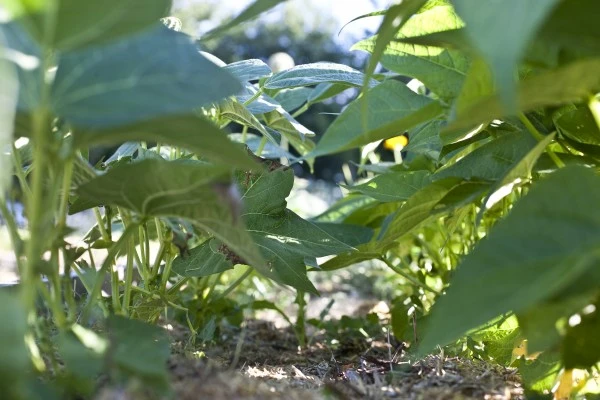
2 0 600 398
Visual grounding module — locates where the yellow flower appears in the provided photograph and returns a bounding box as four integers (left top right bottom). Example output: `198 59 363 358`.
383 133 409 150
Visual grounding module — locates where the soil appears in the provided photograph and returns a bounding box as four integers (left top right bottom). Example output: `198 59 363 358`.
95 318 523 400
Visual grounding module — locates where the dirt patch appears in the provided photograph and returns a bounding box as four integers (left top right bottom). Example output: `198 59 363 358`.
97 320 523 399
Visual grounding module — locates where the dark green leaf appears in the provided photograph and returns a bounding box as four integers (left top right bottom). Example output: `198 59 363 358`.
264 62 377 90
52 25 241 128
201 0 287 41
311 80 444 157
554 106 600 147
404 120 444 160
75 158 265 270
274 87 312 112
420 166 600 353
346 170 432 202
313 195 377 223
306 83 348 105
73 114 259 170
0 292 29 399
108 315 170 391
391 301 411 341
562 306 600 369
172 239 234 278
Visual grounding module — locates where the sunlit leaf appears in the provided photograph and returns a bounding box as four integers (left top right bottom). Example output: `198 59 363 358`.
346 170 432 202
264 62 377 90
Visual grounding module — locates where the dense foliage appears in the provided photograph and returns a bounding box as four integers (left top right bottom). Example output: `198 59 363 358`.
1 0 600 398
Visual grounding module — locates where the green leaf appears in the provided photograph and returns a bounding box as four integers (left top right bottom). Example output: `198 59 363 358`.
448 58 600 132
354 5 468 100
264 62 377 90
404 120 444 160
313 195 377 223
273 87 312 112
360 0 429 91
225 59 272 82
346 170 432 202
172 239 234 278
75 158 265 270
306 83 348 105
311 80 444 157
469 315 521 365
52 25 241 129
453 57 494 120
377 177 462 246
0 56 18 202
433 130 538 182
420 166 600 353
240 169 365 293
515 351 561 393
73 114 259 170
107 315 170 391
311 222 374 248
262 108 314 141
0 292 29 399
57 326 106 382
451 0 560 107
562 301 600 369
391 301 411 341
554 106 600 147
219 99 273 140
200 0 287 41
40 0 170 51
0 22 42 110
319 248 380 271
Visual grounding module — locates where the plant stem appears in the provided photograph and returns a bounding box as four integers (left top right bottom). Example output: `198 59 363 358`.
241 125 248 144
122 234 135 315
11 143 32 199
256 136 268 156
295 290 307 348
242 88 263 106
518 113 565 168
0 200 24 272
216 266 253 299
291 103 309 118
160 254 174 290
93 208 110 242
381 257 441 295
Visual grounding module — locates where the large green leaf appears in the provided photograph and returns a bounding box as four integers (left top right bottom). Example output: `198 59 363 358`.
353 5 468 100
448 58 600 131
73 114 259 170
264 62 377 90
47 0 170 50
515 351 561 393
200 0 287 41
311 80 444 157
433 130 538 182
346 170 432 202
419 166 600 353
562 303 600 369
452 0 560 107
554 106 600 147
0 292 29 399
225 59 272 82
74 158 265 270
52 25 241 129
0 22 42 110
404 119 444 160
107 315 170 391
172 239 234 278
240 169 371 293
0 56 18 201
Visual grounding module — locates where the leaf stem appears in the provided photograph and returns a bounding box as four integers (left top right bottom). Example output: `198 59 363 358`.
381 257 441 295
518 113 564 168
215 266 253 299
256 136 268 156
242 88 263 106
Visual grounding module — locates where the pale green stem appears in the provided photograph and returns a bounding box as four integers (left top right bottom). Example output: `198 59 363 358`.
518 113 565 168
381 257 441 295
242 88 263 106
291 103 309 118
256 136 268 156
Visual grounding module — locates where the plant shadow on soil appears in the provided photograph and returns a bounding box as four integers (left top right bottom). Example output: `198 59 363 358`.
96 317 523 400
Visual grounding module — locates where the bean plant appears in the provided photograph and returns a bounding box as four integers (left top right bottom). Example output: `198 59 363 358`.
1 0 599 398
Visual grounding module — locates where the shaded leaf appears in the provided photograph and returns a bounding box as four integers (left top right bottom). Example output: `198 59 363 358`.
225 59 272 82
73 114 259 169
404 120 444 160
554 106 600 147
274 87 312 112
52 25 241 128
562 305 600 369
420 166 600 353
0 54 18 202
172 239 234 278
0 292 29 399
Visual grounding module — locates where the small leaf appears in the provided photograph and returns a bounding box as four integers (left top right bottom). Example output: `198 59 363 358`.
420 166 600 353
264 62 377 90
74 114 259 170
311 80 444 157
346 170 432 202
52 25 241 129
201 0 288 41
172 239 234 278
